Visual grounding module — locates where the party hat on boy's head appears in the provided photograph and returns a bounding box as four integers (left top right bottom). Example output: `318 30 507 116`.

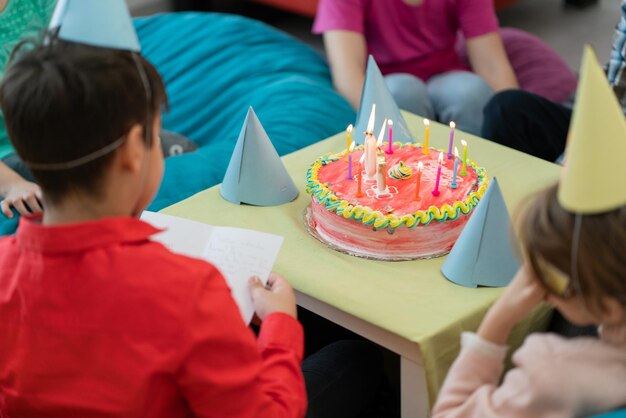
221 107 299 206
441 178 519 288
354 56 413 144
559 46 626 214
49 0 141 52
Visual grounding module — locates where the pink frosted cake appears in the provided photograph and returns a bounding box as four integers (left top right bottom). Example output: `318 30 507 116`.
305 143 489 260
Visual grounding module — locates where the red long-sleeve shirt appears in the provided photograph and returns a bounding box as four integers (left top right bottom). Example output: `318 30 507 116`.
0 216 306 418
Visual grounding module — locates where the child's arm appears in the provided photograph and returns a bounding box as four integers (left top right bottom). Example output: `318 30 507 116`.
323 30 368 109
178 271 306 418
432 265 547 418
466 32 519 93
0 161 42 219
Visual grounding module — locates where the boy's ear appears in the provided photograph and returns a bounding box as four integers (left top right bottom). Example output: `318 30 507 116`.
117 124 146 174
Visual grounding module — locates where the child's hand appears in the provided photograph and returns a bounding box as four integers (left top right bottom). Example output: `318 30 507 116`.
478 264 546 345
248 273 297 321
1 181 43 219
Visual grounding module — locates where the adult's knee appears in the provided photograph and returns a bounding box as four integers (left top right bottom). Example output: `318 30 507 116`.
384 73 433 118
428 72 493 135
483 89 531 120
482 90 536 142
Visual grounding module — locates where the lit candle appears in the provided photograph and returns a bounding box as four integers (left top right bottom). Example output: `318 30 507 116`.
366 104 376 134
451 147 459 189
345 124 353 161
367 118 386 179
364 108 381 179
365 133 377 179
356 154 365 197
386 119 394 154
460 139 468 176
432 152 444 196
422 119 430 155
376 150 387 193
447 121 456 159
376 118 387 148
413 161 423 201
347 141 356 180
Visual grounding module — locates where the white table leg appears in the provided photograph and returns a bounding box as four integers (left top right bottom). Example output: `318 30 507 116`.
401 356 430 418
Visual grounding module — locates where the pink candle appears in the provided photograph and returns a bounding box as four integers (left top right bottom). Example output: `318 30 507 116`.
447 121 456 159
432 152 444 196
364 105 377 180
386 119 394 154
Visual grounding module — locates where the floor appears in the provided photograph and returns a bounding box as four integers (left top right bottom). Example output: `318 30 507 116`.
130 0 621 72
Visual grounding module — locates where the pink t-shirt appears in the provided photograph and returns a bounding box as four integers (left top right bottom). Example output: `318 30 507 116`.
313 0 499 81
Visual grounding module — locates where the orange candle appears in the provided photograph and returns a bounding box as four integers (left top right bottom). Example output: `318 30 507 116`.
356 162 364 197
414 161 423 201
356 154 365 197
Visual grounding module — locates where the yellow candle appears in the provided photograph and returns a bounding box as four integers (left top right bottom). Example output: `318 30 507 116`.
460 139 468 176
422 119 430 155
345 124 353 161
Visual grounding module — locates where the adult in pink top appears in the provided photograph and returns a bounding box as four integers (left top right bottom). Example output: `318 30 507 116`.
314 0 518 135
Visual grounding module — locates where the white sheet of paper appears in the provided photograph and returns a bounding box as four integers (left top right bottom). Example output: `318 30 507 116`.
140 211 283 324
204 227 283 323
140 211 212 258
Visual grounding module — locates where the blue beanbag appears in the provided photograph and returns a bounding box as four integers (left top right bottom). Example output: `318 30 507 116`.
135 12 354 211
590 410 626 418
0 12 354 234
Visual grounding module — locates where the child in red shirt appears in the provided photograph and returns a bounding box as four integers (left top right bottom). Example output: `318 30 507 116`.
0 32 306 418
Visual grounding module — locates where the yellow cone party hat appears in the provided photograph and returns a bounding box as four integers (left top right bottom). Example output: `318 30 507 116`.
558 46 626 213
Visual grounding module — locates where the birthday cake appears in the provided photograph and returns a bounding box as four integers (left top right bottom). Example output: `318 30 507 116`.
305 143 489 260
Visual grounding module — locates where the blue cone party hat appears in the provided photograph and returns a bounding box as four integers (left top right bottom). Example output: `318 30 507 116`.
49 0 141 52
354 56 414 144
221 107 299 206
441 178 519 288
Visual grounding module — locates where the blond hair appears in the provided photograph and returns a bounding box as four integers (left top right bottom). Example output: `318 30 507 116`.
518 183 626 314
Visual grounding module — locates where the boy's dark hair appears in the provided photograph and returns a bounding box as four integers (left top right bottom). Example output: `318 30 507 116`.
0 39 168 204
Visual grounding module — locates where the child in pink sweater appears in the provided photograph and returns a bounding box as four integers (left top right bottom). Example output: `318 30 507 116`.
433 184 626 418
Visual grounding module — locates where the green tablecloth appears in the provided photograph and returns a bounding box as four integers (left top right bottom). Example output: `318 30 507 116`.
162 112 558 404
